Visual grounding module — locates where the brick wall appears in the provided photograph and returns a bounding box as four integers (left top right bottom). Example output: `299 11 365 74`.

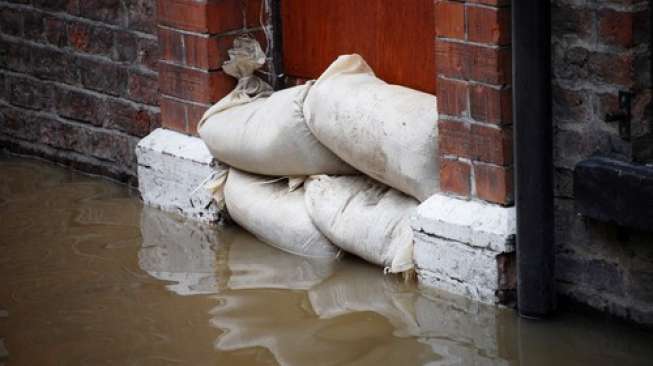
435 0 513 205
0 0 159 184
552 0 653 324
157 0 263 135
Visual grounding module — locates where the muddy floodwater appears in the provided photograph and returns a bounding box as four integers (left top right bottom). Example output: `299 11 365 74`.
1 154 653 366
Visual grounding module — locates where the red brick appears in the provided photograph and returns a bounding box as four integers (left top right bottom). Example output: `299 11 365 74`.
436 40 511 84
44 16 67 47
437 78 469 118
157 0 259 34
470 124 513 165
467 5 511 45
186 103 210 135
439 119 471 158
67 21 113 56
588 51 634 87
184 33 212 69
598 9 634 48
470 84 512 124
435 1 465 39
440 158 471 197
551 2 593 42
160 96 210 135
137 37 159 72
158 28 184 64
160 96 187 133
128 72 159 106
474 163 513 205
79 59 128 96
55 87 103 126
114 31 138 62
158 62 235 103
126 0 157 34
79 0 122 25
466 0 511 6
102 99 156 137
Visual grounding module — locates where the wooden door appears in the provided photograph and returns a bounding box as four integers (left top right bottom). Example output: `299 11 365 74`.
281 0 436 94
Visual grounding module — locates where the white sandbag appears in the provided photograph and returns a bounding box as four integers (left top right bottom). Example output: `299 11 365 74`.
199 83 354 176
304 175 418 273
224 168 340 258
304 54 439 201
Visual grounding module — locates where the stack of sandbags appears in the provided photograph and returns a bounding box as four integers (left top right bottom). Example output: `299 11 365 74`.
197 39 438 274
196 37 351 259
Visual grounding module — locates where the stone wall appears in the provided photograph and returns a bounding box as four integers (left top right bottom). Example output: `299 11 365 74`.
552 0 653 324
0 0 159 184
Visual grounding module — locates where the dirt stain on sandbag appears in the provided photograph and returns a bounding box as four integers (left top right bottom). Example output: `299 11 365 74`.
2 153 653 366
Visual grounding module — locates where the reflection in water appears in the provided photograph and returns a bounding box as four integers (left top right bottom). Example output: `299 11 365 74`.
2 154 653 366
139 207 227 296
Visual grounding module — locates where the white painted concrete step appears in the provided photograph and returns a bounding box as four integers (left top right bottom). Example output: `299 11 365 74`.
136 128 227 223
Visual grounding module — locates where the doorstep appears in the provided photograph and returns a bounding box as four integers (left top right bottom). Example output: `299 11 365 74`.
136 128 227 223
411 195 517 305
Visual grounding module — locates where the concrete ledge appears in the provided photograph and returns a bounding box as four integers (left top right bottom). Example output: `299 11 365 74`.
411 194 516 252
136 128 227 222
411 193 516 304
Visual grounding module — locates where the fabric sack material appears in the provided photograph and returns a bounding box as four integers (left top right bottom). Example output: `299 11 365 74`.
199 82 356 177
305 175 419 274
303 54 439 202
224 168 341 259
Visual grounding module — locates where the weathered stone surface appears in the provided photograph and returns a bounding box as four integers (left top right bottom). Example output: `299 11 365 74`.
124 0 157 34
7 73 53 111
414 232 500 304
136 128 226 222
79 58 128 96
102 98 156 137
411 193 516 304
411 194 516 253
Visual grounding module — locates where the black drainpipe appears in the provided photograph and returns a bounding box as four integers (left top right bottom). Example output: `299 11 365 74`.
269 0 285 90
512 1 555 318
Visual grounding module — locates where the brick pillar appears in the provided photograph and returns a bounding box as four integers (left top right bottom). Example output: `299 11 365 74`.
156 0 262 135
435 0 513 205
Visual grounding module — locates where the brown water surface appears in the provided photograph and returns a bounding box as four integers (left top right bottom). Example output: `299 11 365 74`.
1 154 652 366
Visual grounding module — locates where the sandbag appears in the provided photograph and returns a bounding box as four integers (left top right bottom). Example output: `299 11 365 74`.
224 168 340 258
304 54 439 201
198 82 355 177
304 175 418 273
